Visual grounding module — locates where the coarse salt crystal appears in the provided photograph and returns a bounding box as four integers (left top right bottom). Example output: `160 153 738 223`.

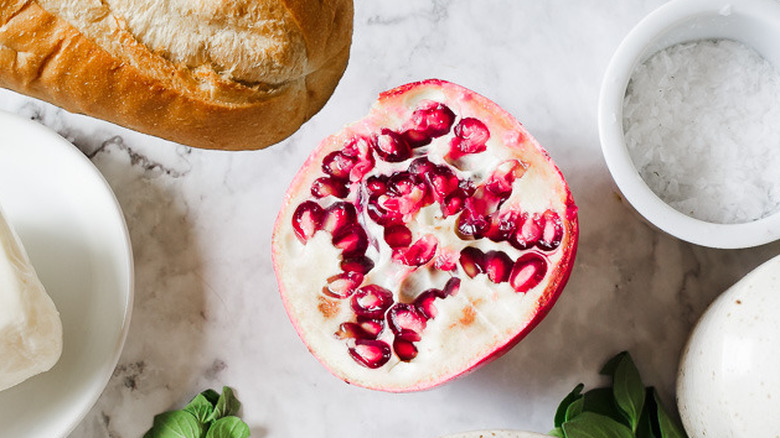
623 39 780 224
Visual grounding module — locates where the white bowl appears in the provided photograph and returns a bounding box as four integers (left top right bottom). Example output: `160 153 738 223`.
598 0 780 248
676 254 780 437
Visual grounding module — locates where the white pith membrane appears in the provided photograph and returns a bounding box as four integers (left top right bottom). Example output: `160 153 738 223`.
273 80 577 391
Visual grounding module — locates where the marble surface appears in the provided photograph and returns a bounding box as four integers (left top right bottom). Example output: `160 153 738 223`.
1 1 778 437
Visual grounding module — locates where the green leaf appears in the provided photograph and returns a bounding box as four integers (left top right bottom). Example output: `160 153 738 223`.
561 412 635 438
144 410 205 438
599 352 625 377
635 389 656 438
652 389 687 438
555 383 584 427
548 427 566 438
200 389 221 406
205 416 251 438
582 387 625 426
607 352 645 431
565 396 585 422
184 394 216 424
207 387 242 422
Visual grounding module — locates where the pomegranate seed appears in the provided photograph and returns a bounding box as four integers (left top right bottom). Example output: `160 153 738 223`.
486 210 518 242
509 213 542 250
456 206 489 240
441 188 467 217
441 277 461 297
402 100 456 148
291 201 324 243
373 129 412 163
434 247 459 271
510 252 548 293
393 337 418 361
393 235 438 267
332 224 369 258
536 210 564 251
340 256 375 274
387 171 415 195
483 251 513 283
349 339 391 369
408 157 436 176
366 195 402 226
340 136 376 181
401 129 430 149
311 176 349 199
411 101 456 138
351 285 394 319
342 136 376 181
357 317 384 338
342 135 374 158
470 186 505 217
448 117 490 160
322 202 357 235
415 290 440 319
384 224 413 249
485 160 524 197
387 303 427 339
380 172 431 217
365 175 388 196
322 151 357 181
428 165 460 199
334 322 369 339
459 247 485 278
323 271 364 299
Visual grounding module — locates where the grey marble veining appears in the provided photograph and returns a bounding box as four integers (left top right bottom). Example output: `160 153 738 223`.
1 1 778 437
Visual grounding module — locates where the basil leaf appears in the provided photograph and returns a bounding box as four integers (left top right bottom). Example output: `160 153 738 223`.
609 352 645 431
205 416 251 438
555 384 584 427
184 394 216 424
144 410 204 438
582 387 625 426
652 389 687 438
566 396 585 422
201 389 221 407
548 427 566 438
562 412 634 438
600 351 625 376
635 389 656 438
207 387 242 422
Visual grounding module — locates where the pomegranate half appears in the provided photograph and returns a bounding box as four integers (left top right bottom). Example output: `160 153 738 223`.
272 79 578 392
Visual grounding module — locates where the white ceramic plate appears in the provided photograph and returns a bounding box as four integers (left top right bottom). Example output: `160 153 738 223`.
0 111 133 437
438 430 549 438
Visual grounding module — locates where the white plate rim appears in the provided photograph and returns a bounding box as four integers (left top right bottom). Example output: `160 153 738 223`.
438 430 550 438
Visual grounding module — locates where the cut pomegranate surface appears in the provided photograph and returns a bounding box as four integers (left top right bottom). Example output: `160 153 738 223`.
272 79 578 392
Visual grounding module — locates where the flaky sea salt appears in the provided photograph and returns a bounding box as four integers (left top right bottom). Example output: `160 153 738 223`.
623 39 780 224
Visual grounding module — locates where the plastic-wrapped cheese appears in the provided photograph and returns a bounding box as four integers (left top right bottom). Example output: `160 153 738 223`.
0 204 62 391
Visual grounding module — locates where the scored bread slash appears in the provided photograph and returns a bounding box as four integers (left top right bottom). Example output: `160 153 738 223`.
272 79 578 392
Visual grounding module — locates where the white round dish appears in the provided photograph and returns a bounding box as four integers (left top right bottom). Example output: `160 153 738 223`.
438 430 548 438
676 254 780 437
0 111 134 437
598 0 780 248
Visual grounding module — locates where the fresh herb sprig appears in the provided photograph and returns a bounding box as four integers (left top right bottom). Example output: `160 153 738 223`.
144 386 250 438
550 351 687 438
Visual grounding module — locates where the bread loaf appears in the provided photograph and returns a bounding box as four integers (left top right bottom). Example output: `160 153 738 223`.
0 0 353 150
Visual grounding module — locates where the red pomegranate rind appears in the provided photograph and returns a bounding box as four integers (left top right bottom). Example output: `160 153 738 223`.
272 79 578 392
